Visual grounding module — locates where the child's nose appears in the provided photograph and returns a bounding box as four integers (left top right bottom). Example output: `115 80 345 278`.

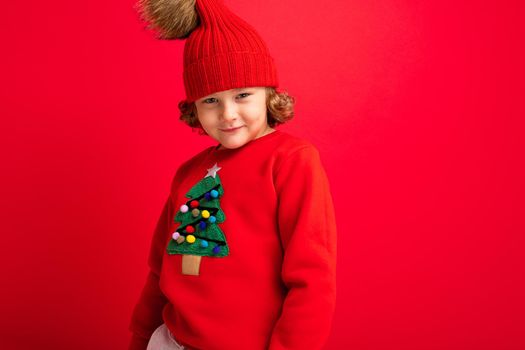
220 102 238 121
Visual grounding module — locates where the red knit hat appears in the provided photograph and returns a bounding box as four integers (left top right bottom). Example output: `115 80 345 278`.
136 0 279 103
183 0 279 102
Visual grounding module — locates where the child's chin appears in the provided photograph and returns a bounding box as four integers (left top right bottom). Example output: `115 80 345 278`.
219 139 249 150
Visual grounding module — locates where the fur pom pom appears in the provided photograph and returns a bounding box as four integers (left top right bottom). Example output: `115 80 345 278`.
135 0 199 40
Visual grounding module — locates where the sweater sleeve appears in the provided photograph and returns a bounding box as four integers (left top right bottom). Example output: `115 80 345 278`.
128 195 174 350
268 145 338 350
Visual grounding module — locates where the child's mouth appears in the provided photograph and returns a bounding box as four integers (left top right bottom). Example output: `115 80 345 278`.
220 126 243 133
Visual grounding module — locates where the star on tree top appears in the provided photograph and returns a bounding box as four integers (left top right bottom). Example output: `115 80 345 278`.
205 163 222 178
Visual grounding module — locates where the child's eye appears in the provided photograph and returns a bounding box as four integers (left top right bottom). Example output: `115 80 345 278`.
203 98 217 104
202 93 250 104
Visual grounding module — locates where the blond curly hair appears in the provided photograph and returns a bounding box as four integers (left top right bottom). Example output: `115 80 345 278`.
178 87 295 135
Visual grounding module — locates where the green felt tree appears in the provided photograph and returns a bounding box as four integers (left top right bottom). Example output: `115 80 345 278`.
167 163 229 275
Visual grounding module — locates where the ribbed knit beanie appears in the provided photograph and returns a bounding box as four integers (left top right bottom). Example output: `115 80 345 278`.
136 0 279 103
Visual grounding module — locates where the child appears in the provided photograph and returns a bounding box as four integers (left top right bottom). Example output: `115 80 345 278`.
129 0 337 349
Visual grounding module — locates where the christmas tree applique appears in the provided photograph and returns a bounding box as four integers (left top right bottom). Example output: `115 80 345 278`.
167 163 229 276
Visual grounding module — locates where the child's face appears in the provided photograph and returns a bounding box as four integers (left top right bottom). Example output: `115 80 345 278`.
194 87 273 150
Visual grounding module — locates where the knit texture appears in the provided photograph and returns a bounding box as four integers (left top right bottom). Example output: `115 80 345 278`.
183 0 279 102
129 130 337 350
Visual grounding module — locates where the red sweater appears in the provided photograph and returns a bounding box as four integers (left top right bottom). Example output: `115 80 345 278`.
129 130 337 350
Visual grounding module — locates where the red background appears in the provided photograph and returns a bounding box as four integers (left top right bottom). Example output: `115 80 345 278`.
1 0 524 349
